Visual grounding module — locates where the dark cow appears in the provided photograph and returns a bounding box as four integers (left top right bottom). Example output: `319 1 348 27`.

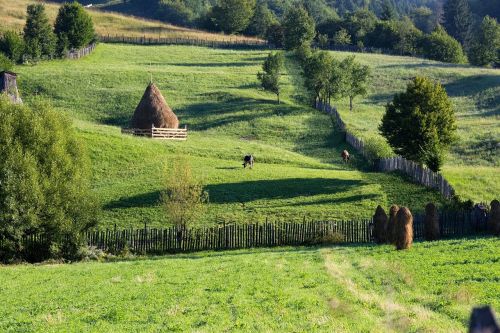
243 155 254 169
341 150 350 163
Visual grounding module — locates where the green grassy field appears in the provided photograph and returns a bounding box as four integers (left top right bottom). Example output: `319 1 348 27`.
14 44 445 228
1 237 498 332
327 51 500 203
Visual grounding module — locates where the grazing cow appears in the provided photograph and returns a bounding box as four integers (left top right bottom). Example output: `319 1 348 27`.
341 150 350 163
243 155 254 169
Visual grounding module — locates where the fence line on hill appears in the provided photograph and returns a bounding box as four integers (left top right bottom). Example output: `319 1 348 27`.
98 35 269 49
16 210 489 256
65 43 96 60
317 101 455 199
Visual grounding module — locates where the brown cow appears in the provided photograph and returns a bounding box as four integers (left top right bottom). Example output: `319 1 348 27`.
341 150 350 163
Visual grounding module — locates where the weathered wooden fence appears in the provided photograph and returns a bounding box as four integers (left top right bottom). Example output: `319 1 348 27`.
65 43 96 60
16 210 489 256
317 101 455 199
121 127 188 140
98 35 269 49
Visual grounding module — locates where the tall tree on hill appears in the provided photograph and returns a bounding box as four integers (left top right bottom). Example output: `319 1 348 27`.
468 16 500 67
282 7 316 50
380 76 457 172
54 2 96 55
211 0 256 34
443 0 473 49
23 4 56 59
257 52 284 103
380 0 397 21
342 56 370 111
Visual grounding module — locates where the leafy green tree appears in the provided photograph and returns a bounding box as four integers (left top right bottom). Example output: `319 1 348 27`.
257 52 284 103
343 9 377 45
443 0 472 48
366 19 422 55
342 56 370 111
0 97 97 262
468 16 500 67
379 76 457 172
0 31 25 63
380 0 397 21
303 51 334 105
211 0 256 34
54 2 96 55
317 33 329 49
410 6 436 33
333 28 351 45
246 3 277 37
421 25 467 64
282 7 316 50
157 0 196 26
23 4 56 59
266 23 284 48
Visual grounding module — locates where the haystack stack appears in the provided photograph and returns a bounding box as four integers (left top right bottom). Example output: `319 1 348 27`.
373 205 388 244
488 199 500 236
395 207 413 250
131 83 179 129
387 205 400 244
424 203 440 241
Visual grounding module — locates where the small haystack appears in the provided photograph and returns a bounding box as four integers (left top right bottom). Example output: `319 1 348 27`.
488 199 500 236
387 205 400 244
373 205 388 244
131 83 179 129
424 203 440 241
395 207 413 250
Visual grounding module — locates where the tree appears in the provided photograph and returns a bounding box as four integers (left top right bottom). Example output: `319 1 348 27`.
257 52 284 103
380 0 397 21
0 97 96 262
421 25 467 64
161 157 208 229
282 7 316 50
0 31 25 63
379 77 457 171
366 19 422 55
211 0 256 34
246 3 276 37
266 23 284 48
333 28 351 46
410 6 436 33
54 2 96 55
468 16 500 67
23 4 56 59
303 51 334 105
342 56 370 111
443 0 473 49
317 33 329 49
343 9 377 45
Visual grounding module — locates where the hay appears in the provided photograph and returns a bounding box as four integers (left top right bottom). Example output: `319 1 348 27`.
386 205 400 244
424 203 440 241
373 205 388 244
488 200 500 236
131 83 179 129
395 207 413 250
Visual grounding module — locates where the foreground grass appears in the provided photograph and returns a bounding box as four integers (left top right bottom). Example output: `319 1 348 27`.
0 0 261 42
327 51 500 203
15 44 444 227
0 237 498 332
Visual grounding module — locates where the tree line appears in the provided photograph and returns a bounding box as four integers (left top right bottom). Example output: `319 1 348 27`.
0 2 96 68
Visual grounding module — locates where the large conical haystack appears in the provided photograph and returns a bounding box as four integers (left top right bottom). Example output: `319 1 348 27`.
424 203 440 241
395 207 413 250
488 200 500 236
131 83 179 129
373 205 388 244
387 205 400 244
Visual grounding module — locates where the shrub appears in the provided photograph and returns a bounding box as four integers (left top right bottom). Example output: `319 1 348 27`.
0 31 25 63
0 97 96 262
420 25 467 64
54 2 96 55
0 53 14 72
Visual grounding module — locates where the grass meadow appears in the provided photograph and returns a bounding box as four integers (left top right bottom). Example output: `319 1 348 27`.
326 51 500 203
15 44 446 228
0 237 498 332
0 0 261 42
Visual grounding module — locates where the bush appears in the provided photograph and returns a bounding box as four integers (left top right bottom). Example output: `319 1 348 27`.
0 97 97 262
0 31 25 63
54 2 96 55
0 53 14 71
420 25 467 64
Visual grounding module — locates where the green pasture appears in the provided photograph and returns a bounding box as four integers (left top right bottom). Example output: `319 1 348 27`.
15 44 445 228
1 237 498 332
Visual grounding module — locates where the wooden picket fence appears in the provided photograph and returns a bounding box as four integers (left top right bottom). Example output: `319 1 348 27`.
15 210 490 256
98 35 269 49
121 127 188 140
65 43 96 60
317 101 455 199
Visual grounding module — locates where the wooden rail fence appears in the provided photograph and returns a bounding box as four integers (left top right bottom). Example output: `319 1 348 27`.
16 210 489 256
122 127 188 140
65 43 96 60
99 35 269 49
317 102 455 198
